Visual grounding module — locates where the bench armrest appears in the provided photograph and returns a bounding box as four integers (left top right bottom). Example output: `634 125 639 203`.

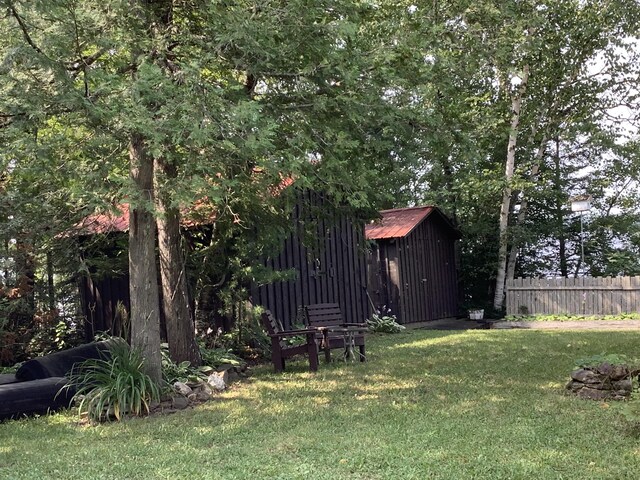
324 326 368 333
269 329 317 338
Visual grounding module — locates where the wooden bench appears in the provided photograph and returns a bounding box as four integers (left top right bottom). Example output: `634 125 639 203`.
260 310 319 373
305 303 367 362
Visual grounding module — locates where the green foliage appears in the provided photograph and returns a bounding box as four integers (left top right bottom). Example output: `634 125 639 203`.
621 398 640 425
26 316 84 358
65 341 160 422
2 0 640 360
6 331 640 478
367 307 405 333
1 0 404 381
0 295 83 366
0 362 21 374
200 305 270 360
160 345 205 385
199 346 244 369
160 342 244 384
574 353 634 369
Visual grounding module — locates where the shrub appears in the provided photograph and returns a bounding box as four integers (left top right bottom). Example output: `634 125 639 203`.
161 350 203 385
65 340 160 422
367 307 405 333
161 343 245 385
26 316 84 358
200 346 244 368
199 306 270 361
622 393 640 425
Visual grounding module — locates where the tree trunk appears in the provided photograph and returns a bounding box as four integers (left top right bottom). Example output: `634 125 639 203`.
46 251 55 311
493 65 530 312
14 238 35 308
553 138 568 277
505 135 548 282
154 157 202 366
128 134 162 384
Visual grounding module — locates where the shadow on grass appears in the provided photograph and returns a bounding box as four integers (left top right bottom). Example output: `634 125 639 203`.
3 329 640 479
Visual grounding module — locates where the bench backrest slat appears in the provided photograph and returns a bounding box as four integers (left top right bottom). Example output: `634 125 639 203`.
307 303 344 328
261 310 283 335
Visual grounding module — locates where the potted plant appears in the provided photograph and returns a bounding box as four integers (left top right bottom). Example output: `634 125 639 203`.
468 308 485 321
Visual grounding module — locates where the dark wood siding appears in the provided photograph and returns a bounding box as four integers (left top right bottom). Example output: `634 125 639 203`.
367 212 459 324
79 273 130 342
78 192 371 334
252 212 370 329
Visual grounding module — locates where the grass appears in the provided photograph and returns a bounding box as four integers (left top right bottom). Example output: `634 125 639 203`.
2 329 640 479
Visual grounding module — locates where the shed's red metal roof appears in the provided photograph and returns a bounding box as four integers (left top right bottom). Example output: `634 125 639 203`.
69 173 296 236
73 204 131 235
365 206 436 240
70 202 217 236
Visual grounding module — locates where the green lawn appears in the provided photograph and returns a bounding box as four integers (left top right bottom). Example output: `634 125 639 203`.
2 329 640 479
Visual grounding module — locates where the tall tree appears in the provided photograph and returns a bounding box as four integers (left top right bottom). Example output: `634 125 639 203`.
1 1 412 369
394 0 640 309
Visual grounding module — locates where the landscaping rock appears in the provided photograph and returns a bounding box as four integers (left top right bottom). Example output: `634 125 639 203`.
611 365 630 381
567 362 634 401
571 369 601 384
173 382 193 396
198 382 213 396
565 380 582 392
612 379 632 391
187 382 213 402
171 395 190 410
217 365 242 383
216 369 230 384
613 390 631 400
150 398 176 414
219 362 249 375
195 390 212 402
217 364 236 373
207 372 227 391
577 387 611 401
596 362 614 376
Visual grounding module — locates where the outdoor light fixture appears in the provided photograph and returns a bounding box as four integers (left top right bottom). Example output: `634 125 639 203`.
570 194 592 271
571 195 592 213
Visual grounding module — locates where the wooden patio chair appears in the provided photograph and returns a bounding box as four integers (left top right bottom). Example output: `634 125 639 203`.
260 310 319 373
305 303 366 362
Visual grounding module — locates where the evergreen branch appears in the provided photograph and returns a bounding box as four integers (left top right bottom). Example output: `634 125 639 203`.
67 48 109 78
0 111 24 129
7 1 44 55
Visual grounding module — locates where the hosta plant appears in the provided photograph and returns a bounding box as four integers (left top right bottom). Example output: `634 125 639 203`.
367 307 406 333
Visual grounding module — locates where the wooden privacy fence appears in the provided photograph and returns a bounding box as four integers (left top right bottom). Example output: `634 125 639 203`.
505 277 640 316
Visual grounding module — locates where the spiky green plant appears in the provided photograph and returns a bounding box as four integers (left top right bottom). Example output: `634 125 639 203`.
65 341 161 422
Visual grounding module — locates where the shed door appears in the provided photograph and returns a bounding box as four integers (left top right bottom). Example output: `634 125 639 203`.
415 236 433 323
399 236 433 324
385 245 402 322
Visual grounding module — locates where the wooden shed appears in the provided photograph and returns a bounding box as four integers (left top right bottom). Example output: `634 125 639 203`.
365 206 460 325
251 192 370 329
74 195 370 336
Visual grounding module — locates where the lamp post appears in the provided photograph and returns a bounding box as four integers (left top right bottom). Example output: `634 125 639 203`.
570 195 592 272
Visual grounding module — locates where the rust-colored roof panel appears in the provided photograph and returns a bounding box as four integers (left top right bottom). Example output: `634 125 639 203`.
69 202 216 236
365 206 435 240
68 175 296 237
72 204 130 236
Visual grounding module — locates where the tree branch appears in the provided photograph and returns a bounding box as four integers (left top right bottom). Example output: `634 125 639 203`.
7 2 44 55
